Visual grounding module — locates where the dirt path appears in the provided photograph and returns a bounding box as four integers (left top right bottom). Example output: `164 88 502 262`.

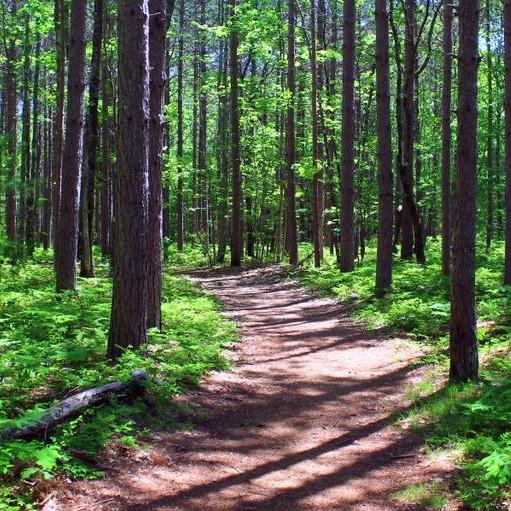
52 267 456 511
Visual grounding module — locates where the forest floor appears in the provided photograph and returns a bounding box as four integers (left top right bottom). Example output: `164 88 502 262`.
49 266 460 511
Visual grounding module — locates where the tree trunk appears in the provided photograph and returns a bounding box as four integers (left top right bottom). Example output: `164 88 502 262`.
147 0 168 329
80 0 103 278
441 0 453 276
450 0 479 382
375 0 393 297
485 0 494 253
176 0 185 252
311 0 322 268
230 0 243 267
400 0 415 260
1 371 147 441
285 0 298 266
100 33 111 257
26 34 41 258
52 0 66 248
54 0 88 291
216 1 229 264
18 13 31 259
339 0 356 272
504 0 511 284
4 9 17 261
41 101 52 251
108 0 150 359
198 0 209 242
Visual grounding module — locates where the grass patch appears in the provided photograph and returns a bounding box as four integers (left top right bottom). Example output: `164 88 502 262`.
0 249 236 509
393 482 448 509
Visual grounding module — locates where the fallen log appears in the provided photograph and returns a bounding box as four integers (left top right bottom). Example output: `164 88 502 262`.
1 370 148 441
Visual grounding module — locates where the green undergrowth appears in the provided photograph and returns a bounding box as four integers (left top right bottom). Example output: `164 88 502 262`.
0 250 236 510
296 239 511 510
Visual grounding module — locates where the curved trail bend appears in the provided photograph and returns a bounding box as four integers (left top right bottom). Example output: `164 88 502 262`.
55 266 456 511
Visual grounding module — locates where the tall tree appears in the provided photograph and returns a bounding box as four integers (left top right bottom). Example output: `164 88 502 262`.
176 0 185 252
485 0 494 252
108 0 150 358
54 0 88 291
450 0 480 382
311 0 322 268
99 21 111 257
26 33 41 257
3 0 17 261
400 0 416 260
147 0 168 329
505 0 511 285
80 0 104 277
441 0 453 276
286 0 298 265
18 13 31 258
52 0 66 247
339 0 356 272
375 0 393 296
230 0 242 267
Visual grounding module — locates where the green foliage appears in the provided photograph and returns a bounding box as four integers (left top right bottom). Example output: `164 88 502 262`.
393 482 448 509
0 251 236 508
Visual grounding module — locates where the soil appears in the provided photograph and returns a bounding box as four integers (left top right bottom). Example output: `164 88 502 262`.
47 266 459 511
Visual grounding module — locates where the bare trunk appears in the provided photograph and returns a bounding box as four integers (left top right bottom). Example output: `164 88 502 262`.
311 0 322 268
18 14 31 259
4 19 17 260
485 0 494 252
230 0 242 267
146 0 168 329
26 34 41 257
54 0 88 291
108 0 150 359
176 0 185 252
375 0 393 296
285 0 298 265
400 0 415 260
100 34 111 257
80 0 103 277
441 1 453 276
52 0 66 247
339 0 355 272
450 0 479 382
504 0 511 284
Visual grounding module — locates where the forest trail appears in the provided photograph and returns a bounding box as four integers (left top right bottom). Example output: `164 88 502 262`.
54 267 457 511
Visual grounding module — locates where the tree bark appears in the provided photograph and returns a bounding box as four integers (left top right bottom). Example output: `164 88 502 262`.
146 0 168 329
441 0 453 276
311 0 322 268
400 0 415 260
0 371 147 441
505 0 511 284
18 13 31 259
230 0 243 267
100 32 111 257
4 3 17 261
80 0 103 278
216 0 229 264
450 0 479 382
26 34 41 257
339 0 356 272
375 0 393 296
176 0 185 252
52 0 66 248
485 0 494 253
285 0 298 266
108 0 150 359
54 0 88 291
